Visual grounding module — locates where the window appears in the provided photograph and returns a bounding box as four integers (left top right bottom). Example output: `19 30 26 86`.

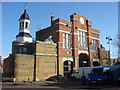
90 69 103 75
63 33 70 48
19 47 27 54
21 22 24 29
25 22 28 28
78 31 87 47
92 39 98 52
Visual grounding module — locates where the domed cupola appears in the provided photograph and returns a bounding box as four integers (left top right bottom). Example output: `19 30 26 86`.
19 9 30 20
16 9 32 42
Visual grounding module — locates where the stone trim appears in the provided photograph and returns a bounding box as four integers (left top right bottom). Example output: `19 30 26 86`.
78 49 88 51
87 23 92 26
91 31 99 35
56 30 71 34
55 22 72 27
36 41 57 45
90 58 100 59
58 46 64 49
57 42 63 44
34 53 57 56
59 56 79 58
56 30 78 35
77 28 87 32
88 36 100 40
72 18 78 21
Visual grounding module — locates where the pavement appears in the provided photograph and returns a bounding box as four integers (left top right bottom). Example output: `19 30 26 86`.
1 78 120 90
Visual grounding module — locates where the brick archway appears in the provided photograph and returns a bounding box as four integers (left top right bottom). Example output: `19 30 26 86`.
79 53 90 67
93 61 100 66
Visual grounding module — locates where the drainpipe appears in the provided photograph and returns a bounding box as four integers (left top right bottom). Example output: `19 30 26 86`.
86 20 91 67
71 18 75 68
33 42 36 81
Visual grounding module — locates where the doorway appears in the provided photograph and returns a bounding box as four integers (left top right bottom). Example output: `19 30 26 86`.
79 53 90 67
64 60 73 77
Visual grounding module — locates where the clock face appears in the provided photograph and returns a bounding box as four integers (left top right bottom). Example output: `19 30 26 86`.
80 17 84 24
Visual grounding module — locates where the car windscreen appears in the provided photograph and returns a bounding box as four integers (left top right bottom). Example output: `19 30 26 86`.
90 69 103 75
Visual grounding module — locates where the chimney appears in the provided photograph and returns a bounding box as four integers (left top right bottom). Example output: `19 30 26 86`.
51 14 54 26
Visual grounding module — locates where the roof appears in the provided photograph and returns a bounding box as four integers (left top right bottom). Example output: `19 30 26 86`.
16 32 32 38
19 9 30 20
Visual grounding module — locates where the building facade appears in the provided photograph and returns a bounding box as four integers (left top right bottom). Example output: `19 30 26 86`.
3 9 58 81
3 10 102 82
36 13 100 75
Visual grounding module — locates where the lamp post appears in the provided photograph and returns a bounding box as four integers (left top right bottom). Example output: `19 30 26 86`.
106 36 112 65
82 61 87 85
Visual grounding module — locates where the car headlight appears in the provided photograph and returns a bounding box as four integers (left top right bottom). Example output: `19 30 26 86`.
98 79 102 80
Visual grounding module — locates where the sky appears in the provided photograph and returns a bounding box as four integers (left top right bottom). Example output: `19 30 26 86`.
2 2 118 58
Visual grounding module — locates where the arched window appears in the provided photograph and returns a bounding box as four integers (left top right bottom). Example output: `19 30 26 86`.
19 47 27 54
22 22 24 28
25 22 28 29
93 61 100 66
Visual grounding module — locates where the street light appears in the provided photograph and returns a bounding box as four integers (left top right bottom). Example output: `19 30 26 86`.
82 61 87 85
106 36 112 65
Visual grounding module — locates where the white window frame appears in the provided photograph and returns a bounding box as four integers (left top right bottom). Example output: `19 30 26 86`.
92 39 98 52
63 33 70 48
78 31 87 47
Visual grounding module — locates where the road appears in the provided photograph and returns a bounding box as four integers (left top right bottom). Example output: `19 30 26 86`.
1 79 120 90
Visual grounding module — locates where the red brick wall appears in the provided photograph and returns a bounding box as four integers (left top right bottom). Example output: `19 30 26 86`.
36 13 100 62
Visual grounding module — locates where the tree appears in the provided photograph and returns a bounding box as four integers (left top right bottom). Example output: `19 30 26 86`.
112 34 120 63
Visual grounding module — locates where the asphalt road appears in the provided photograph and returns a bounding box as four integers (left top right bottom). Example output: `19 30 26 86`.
1 79 120 90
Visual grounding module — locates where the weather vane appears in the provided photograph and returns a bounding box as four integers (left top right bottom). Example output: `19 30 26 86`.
24 2 28 9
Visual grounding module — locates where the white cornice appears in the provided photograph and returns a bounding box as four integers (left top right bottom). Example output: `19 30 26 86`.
55 22 72 27
78 28 87 32
91 31 100 35
34 53 57 56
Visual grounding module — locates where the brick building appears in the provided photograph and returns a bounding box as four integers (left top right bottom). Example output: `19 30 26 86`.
3 9 102 82
3 9 58 81
36 13 100 75
99 44 110 66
